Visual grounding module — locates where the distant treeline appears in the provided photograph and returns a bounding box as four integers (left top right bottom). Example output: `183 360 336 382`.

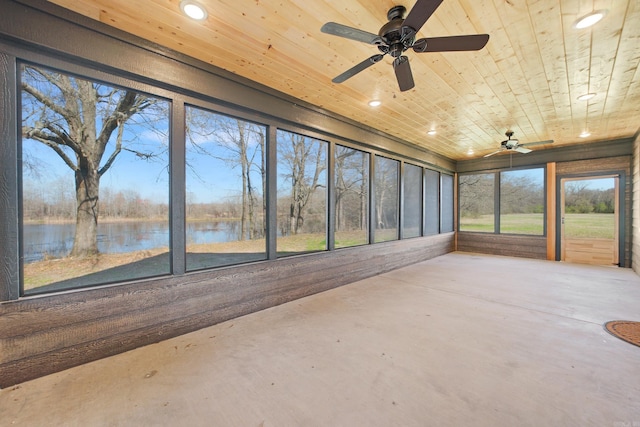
564 185 615 214
22 185 247 222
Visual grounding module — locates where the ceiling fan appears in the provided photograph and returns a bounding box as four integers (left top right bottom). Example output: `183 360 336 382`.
484 131 554 158
320 0 490 91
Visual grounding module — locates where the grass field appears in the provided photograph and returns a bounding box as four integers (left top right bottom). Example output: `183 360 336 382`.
460 213 543 234
460 213 615 238
563 213 615 239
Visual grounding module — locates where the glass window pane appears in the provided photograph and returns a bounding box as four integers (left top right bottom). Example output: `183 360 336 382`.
500 168 544 235
424 169 440 235
441 174 454 232
185 106 267 270
374 155 399 242
334 145 369 248
403 163 422 238
277 130 327 256
459 173 495 232
21 64 170 293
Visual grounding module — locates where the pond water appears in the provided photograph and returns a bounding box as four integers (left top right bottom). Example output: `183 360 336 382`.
23 220 244 263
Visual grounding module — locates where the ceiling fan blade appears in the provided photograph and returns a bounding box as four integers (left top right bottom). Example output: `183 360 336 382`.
393 56 415 92
413 34 490 52
402 0 444 32
321 22 382 45
484 149 503 158
514 146 532 154
521 139 554 147
332 54 385 84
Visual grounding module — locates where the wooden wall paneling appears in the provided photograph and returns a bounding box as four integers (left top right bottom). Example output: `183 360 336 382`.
0 51 19 301
457 233 547 259
546 162 556 260
0 233 454 387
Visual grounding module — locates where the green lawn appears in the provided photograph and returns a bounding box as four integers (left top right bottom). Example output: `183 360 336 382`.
460 213 615 238
563 213 615 239
460 213 543 234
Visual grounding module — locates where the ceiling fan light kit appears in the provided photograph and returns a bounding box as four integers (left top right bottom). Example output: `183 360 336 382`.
484 131 554 158
321 0 489 92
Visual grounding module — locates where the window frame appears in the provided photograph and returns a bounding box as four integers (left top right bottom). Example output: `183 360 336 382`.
458 165 547 236
1 49 455 300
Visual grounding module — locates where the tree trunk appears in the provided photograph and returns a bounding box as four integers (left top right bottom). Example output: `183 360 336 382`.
71 167 100 257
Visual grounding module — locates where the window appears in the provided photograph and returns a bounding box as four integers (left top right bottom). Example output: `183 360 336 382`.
334 145 369 248
500 168 544 235
276 130 327 256
424 169 440 235
459 167 545 235
459 173 495 232
441 174 454 233
403 163 422 238
8 58 455 299
184 106 267 270
21 64 170 293
374 155 399 242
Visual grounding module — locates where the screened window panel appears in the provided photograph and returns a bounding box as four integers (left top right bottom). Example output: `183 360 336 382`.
459 173 495 232
374 155 399 242
184 106 267 271
424 169 440 235
441 174 454 232
402 163 422 238
276 130 328 256
21 64 170 293
334 145 369 248
500 168 545 235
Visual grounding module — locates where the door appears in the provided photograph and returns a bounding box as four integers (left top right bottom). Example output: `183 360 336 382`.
560 176 619 266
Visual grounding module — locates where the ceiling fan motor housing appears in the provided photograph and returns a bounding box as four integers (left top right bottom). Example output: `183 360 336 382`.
378 6 415 57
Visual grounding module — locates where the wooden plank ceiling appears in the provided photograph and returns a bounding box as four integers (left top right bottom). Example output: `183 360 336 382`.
47 0 640 161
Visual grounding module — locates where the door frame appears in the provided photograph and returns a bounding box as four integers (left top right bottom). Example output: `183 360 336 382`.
555 171 626 265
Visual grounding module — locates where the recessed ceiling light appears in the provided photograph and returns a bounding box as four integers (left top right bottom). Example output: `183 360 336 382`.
579 131 591 138
427 129 437 135
180 0 208 21
368 100 381 107
577 93 596 101
574 10 607 29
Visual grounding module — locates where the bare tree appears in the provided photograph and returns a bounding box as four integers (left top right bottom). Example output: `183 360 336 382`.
374 157 398 230
21 65 164 257
185 109 266 240
278 131 326 235
335 146 367 231
459 174 494 218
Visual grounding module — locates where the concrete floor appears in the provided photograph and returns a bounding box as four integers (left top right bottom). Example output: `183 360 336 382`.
2 252 640 426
